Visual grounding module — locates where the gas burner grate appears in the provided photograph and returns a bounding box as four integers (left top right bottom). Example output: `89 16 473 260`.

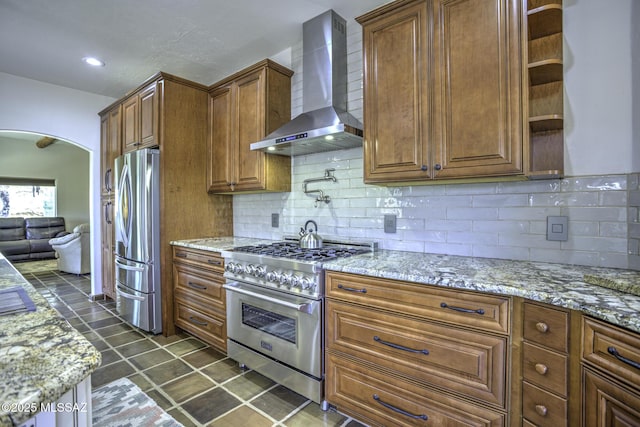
231 242 369 261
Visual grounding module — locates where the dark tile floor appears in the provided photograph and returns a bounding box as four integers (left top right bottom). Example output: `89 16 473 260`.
22 269 367 427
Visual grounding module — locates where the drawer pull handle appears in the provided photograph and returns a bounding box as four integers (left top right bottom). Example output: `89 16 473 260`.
337 284 367 293
608 346 640 370
535 322 549 333
207 259 221 265
188 282 207 290
176 252 188 258
440 302 484 315
535 363 548 375
189 316 208 326
373 394 428 421
373 336 429 355
535 405 548 417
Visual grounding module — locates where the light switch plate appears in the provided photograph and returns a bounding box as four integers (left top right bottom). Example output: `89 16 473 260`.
384 214 397 233
271 213 279 228
547 216 568 241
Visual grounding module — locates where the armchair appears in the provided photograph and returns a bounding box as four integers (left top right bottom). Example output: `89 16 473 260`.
49 223 91 274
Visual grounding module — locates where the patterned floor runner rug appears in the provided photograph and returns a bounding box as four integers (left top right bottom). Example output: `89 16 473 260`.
92 377 183 427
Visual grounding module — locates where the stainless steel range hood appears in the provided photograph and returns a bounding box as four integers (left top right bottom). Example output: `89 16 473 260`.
250 10 363 156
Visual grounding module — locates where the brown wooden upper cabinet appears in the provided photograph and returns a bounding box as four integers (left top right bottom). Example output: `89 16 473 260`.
207 59 293 193
358 0 528 184
122 81 159 153
99 105 121 195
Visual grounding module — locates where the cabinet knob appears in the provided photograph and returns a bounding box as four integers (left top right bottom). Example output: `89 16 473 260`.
535 322 549 333
535 405 548 417
535 363 548 375
434 163 442 171
420 165 428 171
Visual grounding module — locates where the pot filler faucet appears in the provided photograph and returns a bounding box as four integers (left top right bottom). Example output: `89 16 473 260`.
303 168 337 207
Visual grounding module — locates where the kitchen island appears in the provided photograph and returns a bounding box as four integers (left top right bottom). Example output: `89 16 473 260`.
0 254 101 427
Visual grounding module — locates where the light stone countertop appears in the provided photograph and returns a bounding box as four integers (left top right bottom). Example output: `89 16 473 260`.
0 255 101 427
323 250 640 334
172 237 640 334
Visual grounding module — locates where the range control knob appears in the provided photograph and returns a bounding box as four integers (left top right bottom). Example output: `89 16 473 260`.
291 275 302 289
254 265 267 278
232 263 245 274
280 273 292 287
224 262 235 273
299 276 313 290
244 264 256 275
266 271 280 283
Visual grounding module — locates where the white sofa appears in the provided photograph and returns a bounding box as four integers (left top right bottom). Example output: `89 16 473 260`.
49 223 91 274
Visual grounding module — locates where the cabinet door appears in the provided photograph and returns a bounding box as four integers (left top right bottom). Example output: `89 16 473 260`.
100 106 121 195
101 197 115 299
431 0 523 179
234 68 268 191
122 95 139 153
583 367 640 426
138 82 158 148
207 86 234 192
361 0 431 184
122 82 158 153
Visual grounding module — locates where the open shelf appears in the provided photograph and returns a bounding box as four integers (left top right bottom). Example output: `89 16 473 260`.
528 5 562 40
526 0 563 180
529 60 563 85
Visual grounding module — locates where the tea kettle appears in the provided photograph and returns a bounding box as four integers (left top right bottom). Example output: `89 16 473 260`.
299 220 323 249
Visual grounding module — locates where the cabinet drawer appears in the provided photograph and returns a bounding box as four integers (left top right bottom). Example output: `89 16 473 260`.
583 367 640 425
522 342 568 397
523 302 568 352
174 265 225 310
173 247 224 272
326 272 510 334
522 382 567 427
326 352 505 427
582 316 640 387
175 302 226 352
326 300 507 407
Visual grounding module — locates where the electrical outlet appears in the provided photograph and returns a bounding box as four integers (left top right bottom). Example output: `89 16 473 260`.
384 214 397 233
547 216 568 241
271 213 279 228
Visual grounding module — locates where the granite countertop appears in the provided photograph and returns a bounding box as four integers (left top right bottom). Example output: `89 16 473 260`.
0 255 101 427
170 236 276 253
323 250 640 334
172 237 640 334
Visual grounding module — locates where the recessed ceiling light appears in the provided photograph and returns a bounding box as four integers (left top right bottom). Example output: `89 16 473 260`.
82 56 105 67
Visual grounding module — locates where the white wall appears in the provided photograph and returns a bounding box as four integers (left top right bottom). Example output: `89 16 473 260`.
0 71 115 295
564 0 637 176
0 136 90 229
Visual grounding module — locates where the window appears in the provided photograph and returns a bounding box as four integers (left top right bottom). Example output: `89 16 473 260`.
0 177 56 217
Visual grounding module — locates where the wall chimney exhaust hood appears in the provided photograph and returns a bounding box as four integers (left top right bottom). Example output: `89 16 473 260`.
250 10 363 156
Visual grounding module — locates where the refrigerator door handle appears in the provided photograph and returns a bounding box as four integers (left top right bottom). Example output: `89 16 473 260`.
115 258 146 272
116 286 146 302
116 163 132 249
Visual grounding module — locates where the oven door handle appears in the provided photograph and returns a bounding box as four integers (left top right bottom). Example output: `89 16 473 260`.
224 283 317 315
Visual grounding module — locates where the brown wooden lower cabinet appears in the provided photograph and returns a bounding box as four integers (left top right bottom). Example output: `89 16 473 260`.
324 271 511 426
582 316 640 426
582 367 640 426
325 352 505 427
172 247 226 352
326 299 507 407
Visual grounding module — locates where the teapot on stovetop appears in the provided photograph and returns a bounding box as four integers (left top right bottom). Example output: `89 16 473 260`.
299 220 323 249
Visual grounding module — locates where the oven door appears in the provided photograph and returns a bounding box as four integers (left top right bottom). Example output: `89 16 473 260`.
224 281 322 378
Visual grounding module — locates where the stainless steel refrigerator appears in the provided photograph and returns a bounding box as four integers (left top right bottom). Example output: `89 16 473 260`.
113 148 162 334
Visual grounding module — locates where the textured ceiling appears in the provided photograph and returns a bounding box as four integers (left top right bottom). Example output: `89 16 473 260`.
0 0 389 99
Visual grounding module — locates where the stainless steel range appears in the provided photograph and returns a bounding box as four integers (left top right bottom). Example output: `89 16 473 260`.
222 237 375 407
